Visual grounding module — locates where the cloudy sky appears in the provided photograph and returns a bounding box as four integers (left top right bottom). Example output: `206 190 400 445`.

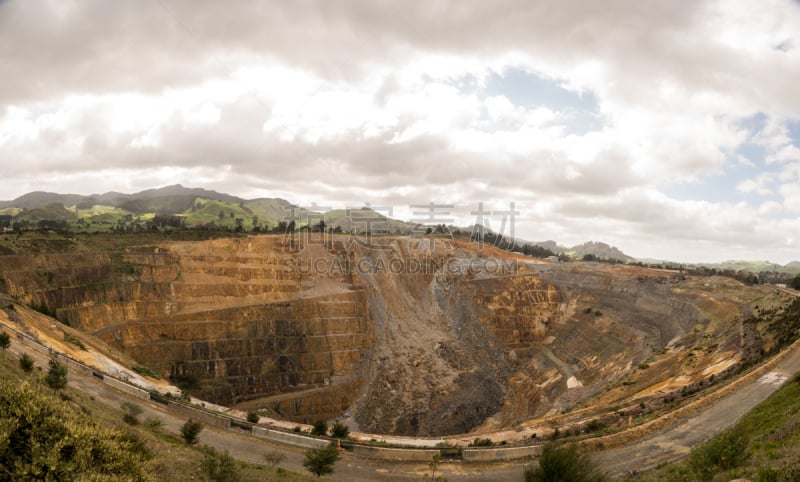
2 0 800 263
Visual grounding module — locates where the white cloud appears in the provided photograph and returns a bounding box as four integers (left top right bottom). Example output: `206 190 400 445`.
737 173 776 196
1 0 800 263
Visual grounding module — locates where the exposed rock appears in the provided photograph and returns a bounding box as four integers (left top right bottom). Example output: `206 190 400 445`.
0 235 783 436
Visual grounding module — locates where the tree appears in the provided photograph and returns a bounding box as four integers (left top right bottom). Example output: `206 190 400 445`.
524 442 605 482
330 421 349 439
0 332 9 350
790 275 800 291
44 359 67 393
311 419 328 437
246 411 260 424
19 353 34 372
303 443 340 477
181 418 203 445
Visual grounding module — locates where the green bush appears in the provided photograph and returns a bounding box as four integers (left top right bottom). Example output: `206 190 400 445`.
330 421 350 439
0 380 155 480
62 332 86 350
132 365 160 379
524 442 605 482
180 418 203 445
585 419 606 433
201 446 241 482
754 467 781 482
0 332 10 350
169 372 200 392
145 418 162 431
469 437 494 447
263 450 286 468
688 427 749 480
310 419 328 437
18 353 34 373
121 402 143 426
246 411 259 424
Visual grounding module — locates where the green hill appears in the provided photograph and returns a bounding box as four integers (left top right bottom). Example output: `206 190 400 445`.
180 198 255 229
68 204 135 227
15 203 79 224
696 260 800 275
322 207 418 234
244 198 317 229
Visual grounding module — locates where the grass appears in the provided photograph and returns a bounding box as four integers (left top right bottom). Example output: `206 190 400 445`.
63 331 87 350
132 364 161 379
632 372 800 481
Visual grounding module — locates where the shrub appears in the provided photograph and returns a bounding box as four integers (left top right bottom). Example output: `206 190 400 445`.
132 365 160 379
585 419 606 433
62 332 86 350
754 467 781 482
524 442 605 482
0 331 10 349
688 427 749 481
263 450 286 468
19 353 34 372
0 380 154 480
180 418 203 445
121 402 143 425
201 446 241 482
246 411 260 424
145 417 162 431
469 437 494 447
330 421 350 439
169 372 200 392
310 419 328 437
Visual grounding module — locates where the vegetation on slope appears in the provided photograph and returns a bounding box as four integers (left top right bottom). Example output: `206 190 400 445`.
0 379 156 480
633 371 800 481
0 342 315 481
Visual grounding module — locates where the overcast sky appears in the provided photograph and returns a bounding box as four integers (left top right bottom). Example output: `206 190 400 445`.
1 0 800 263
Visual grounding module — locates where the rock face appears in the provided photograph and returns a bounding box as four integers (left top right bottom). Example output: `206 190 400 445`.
0 235 771 436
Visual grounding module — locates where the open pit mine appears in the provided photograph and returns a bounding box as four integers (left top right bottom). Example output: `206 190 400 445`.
0 235 793 438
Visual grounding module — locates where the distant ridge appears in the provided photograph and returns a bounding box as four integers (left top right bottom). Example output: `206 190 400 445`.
0 184 243 214
0 185 791 269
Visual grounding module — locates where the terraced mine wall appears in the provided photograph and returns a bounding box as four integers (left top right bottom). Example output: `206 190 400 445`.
0 238 374 419
0 236 760 436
